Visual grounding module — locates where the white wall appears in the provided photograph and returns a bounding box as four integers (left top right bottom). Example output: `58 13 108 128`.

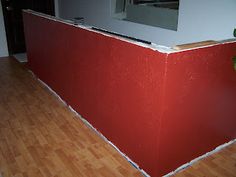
58 0 236 47
0 1 8 57
54 0 59 17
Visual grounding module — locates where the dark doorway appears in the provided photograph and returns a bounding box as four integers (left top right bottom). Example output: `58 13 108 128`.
1 0 55 55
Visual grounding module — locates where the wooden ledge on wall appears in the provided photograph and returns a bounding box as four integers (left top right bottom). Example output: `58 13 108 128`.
173 40 219 50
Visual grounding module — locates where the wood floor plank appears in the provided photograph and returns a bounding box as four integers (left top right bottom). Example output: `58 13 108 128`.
0 57 143 177
174 143 236 177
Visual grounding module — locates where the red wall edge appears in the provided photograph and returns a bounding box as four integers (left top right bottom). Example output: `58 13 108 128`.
158 44 236 174
23 11 236 177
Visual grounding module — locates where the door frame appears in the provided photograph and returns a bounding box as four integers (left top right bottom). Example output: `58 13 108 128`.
1 0 57 55
0 0 8 57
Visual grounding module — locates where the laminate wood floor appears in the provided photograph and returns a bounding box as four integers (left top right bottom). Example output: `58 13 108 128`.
174 142 236 177
0 57 235 177
0 57 143 177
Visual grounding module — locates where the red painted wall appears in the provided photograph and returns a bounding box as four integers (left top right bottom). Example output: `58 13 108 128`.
158 44 236 173
23 12 236 177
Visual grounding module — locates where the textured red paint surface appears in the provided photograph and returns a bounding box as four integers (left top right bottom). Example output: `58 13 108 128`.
23 12 236 177
158 44 236 174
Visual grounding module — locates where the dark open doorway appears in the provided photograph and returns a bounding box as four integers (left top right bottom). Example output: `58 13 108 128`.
1 0 55 55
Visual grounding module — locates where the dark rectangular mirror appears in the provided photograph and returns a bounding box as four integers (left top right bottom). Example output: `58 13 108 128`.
113 0 179 31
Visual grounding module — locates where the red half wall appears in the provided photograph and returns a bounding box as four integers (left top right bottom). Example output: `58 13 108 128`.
158 44 236 174
23 11 236 177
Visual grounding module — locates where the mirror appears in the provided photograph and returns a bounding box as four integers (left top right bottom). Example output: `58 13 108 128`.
113 0 179 31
